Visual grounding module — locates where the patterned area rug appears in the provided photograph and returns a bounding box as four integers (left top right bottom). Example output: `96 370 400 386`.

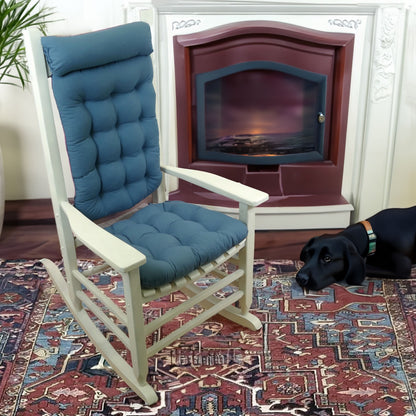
0 259 416 416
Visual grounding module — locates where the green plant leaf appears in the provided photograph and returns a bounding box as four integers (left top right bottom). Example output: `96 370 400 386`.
0 0 55 88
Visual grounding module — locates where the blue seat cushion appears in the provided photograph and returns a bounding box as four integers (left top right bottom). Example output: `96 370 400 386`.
105 201 248 289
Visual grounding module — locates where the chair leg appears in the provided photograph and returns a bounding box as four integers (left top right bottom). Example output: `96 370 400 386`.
238 245 255 313
237 203 258 314
121 270 153 387
43 259 159 405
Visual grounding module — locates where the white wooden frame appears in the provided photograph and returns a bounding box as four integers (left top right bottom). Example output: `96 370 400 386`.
24 27 269 405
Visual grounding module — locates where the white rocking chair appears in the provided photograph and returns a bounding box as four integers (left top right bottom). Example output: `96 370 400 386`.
24 22 269 405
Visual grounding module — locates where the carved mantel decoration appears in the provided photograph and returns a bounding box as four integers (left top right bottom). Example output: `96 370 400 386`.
372 7 400 102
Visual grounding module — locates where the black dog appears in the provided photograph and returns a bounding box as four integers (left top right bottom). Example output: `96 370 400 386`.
296 206 416 291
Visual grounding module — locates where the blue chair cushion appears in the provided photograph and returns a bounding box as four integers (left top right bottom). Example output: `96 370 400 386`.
41 23 153 76
41 22 162 220
105 201 248 289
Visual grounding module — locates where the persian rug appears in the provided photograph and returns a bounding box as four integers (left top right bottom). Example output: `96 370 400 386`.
0 259 416 416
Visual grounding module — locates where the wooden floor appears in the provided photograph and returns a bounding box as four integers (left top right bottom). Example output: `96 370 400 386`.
0 199 339 261
0 223 334 261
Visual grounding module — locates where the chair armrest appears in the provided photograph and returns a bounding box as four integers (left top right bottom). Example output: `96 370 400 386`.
161 165 269 207
60 201 146 273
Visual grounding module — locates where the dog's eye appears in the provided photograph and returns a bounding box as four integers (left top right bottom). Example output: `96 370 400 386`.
322 254 332 263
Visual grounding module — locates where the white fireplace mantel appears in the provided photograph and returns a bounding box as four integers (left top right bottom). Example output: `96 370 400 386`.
123 0 412 230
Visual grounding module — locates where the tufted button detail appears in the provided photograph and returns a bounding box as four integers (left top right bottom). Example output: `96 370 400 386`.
106 201 248 289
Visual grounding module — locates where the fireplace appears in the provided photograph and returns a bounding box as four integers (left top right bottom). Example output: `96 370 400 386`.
171 21 354 211
124 0 410 230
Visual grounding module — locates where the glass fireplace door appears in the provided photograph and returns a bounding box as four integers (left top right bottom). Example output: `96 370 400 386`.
196 61 327 165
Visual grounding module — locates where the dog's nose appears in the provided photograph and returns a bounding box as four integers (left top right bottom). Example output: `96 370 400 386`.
296 271 309 287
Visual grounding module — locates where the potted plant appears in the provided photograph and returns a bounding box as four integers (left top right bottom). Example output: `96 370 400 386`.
0 0 54 236
1 0 54 86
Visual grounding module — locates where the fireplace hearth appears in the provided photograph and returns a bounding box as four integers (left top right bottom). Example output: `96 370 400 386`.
171 21 354 211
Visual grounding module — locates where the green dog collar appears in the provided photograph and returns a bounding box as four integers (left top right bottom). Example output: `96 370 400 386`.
360 220 377 256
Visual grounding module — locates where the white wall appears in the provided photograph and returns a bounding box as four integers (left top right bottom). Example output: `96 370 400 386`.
388 6 416 207
0 0 415 222
0 0 125 200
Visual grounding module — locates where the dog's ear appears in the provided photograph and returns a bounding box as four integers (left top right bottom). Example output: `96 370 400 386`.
300 237 317 261
342 238 366 285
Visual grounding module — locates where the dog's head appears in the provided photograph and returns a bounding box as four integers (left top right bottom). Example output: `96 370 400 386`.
296 234 366 290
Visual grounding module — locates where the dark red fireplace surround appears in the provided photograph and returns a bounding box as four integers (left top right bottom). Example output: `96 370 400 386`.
171 21 354 208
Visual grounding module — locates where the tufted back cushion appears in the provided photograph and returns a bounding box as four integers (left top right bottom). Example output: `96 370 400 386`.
42 22 162 220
